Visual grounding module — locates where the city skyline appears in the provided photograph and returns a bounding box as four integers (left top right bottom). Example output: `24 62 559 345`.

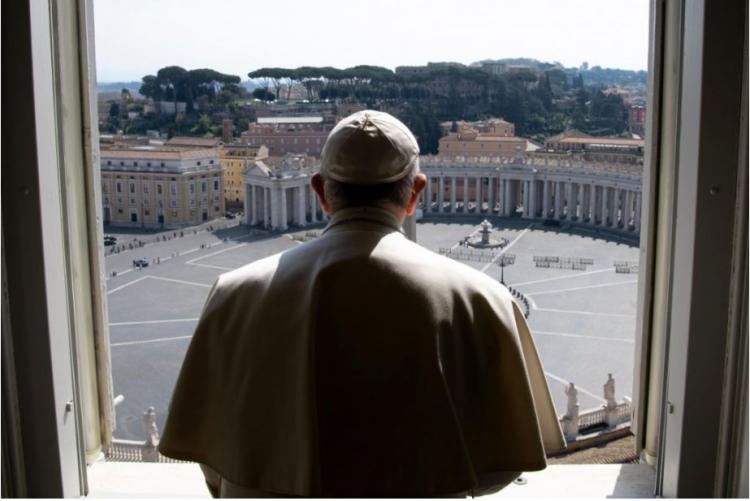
94 0 649 82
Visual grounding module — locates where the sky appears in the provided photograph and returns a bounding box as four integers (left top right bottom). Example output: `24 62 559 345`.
94 0 649 83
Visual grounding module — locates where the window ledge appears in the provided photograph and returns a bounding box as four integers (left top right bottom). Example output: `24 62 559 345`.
87 462 655 498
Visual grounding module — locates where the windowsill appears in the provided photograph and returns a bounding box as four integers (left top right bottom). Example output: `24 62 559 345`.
87 462 656 498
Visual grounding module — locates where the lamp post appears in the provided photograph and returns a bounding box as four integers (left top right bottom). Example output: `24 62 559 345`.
497 253 516 285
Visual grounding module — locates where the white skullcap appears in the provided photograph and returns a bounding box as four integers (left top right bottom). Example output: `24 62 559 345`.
320 110 420 185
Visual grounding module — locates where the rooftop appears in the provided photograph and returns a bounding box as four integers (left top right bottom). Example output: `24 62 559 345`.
555 137 645 147
165 136 224 148
257 116 324 124
101 147 218 161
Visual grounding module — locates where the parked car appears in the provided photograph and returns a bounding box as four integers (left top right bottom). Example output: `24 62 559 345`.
103 235 117 246
225 212 236 219
132 258 149 268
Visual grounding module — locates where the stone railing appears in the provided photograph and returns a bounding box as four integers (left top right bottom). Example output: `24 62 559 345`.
105 406 186 463
558 374 632 443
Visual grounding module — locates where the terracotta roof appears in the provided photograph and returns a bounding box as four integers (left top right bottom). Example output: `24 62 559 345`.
474 136 526 142
166 136 223 147
556 137 644 147
101 148 218 160
257 116 323 124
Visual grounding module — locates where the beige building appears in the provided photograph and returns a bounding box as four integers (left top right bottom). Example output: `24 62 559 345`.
438 118 538 156
100 148 225 228
240 116 332 157
219 144 269 207
544 130 644 163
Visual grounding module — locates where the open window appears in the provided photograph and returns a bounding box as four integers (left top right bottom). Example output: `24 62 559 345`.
1 0 747 498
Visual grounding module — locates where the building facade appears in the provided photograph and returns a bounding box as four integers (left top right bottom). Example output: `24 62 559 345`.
219 144 268 207
100 148 225 228
544 130 645 163
240 116 333 157
628 105 647 137
438 118 537 156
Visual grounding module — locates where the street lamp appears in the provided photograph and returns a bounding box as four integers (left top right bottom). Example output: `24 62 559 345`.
497 253 516 285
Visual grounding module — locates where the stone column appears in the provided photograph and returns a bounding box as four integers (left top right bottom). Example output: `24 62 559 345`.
424 176 431 212
530 180 538 218
278 187 288 231
438 176 445 213
488 177 495 213
297 186 306 227
577 183 585 221
521 181 529 218
625 190 633 228
601 186 609 226
450 177 457 213
463 176 468 212
634 191 642 232
589 184 597 223
542 181 549 218
500 179 510 216
475 177 482 212
555 181 563 220
263 187 276 229
247 184 255 225
309 184 317 223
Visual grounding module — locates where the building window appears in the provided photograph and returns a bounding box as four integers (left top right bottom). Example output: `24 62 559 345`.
143 184 149 194
129 183 135 193
189 183 195 195
157 183 163 195
201 182 207 193
197 161 201 166
134 161 138 166
107 160 111 166
116 182 122 193
170 200 177 208
120 161 124 166
213 179 219 191
170 183 177 196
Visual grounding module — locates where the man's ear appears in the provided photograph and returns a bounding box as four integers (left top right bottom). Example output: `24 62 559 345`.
311 173 333 215
405 173 427 216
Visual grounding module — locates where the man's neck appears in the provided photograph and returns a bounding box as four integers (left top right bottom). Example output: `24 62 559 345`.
331 203 406 224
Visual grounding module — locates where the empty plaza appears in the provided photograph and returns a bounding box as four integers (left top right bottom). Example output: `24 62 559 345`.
105 218 639 441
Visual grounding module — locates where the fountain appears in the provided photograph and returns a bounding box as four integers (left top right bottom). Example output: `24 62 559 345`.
465 219 507 249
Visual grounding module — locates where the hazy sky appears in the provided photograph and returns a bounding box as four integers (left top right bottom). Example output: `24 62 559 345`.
94 0 649 82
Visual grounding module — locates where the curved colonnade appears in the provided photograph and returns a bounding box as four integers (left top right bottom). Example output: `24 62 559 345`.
242 155 642 235
420 155 642 235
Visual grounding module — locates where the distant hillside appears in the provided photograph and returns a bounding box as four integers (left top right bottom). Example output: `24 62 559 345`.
472 58 647 88
97 81 142 93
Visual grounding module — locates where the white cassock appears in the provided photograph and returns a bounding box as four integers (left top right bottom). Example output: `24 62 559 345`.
159 206 566 497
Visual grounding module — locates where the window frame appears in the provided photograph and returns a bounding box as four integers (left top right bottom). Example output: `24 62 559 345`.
5 0 747 497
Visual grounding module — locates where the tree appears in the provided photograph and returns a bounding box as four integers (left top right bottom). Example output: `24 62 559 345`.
139 75 163 101
108 102 120 119
589 91 627 134
252 88 275 101
156 66 188 116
